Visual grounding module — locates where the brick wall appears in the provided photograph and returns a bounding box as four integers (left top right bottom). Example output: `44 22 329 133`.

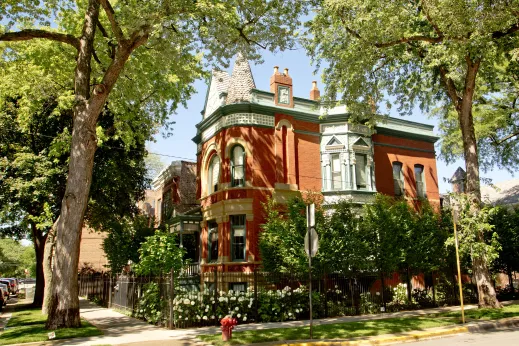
79 227 108 271
373 133 440 206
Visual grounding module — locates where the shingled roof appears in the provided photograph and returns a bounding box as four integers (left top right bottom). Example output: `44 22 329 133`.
212 70 230 95
226 53 256 104
450 167 466 182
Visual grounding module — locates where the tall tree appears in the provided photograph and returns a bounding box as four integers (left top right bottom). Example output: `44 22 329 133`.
1 0 308 328
0 94 149 308
304 0 519 308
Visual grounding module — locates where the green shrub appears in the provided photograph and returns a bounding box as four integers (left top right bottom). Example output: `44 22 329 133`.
135 283 167 325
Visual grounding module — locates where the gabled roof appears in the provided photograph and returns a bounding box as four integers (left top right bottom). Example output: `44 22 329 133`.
203 69 230 118
482 178 519 206
327 136 342 145
226 53 256 104
353 138 369 147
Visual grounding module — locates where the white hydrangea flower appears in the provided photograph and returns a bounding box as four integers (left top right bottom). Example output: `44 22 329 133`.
203 316 208 320
183 298 190 305
237 313 241 318
235 307 239 311
243 316 247 321
191 301 195 305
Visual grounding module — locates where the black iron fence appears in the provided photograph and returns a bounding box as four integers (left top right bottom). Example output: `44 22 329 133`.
78 267 478 329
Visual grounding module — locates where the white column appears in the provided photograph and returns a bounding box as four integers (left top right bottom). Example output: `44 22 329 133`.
367 164 372 191
326 161 332 191
351 158 357 190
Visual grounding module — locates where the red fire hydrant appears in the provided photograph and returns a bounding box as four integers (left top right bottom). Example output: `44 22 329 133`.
220 316 238 341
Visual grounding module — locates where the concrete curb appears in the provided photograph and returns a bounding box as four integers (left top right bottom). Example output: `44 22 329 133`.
251 316 519 346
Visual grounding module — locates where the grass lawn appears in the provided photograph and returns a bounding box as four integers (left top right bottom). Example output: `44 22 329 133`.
0 304 103 345
198 303 519 346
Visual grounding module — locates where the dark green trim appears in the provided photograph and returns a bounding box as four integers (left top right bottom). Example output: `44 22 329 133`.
294 129 320 137
373 141 436 153
375 127 439 143
193 103 437 145
251 89 274 97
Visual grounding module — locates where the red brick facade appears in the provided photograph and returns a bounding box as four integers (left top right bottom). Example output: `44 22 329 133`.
194 57 440 279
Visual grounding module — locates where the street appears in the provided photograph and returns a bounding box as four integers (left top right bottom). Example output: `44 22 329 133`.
394 328 519 345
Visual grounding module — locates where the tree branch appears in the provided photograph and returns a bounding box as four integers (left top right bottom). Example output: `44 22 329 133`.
438 66 462 109
99 0 125 43
375 35 442 48
0 29 79 50
419 1 444 39
492 22 519 39
491 131 519 145
237 27 266 49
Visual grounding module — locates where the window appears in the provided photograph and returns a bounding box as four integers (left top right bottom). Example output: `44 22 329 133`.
229 282 247 293
208 221 218 262
331 153 342 190
231 145 245 187
415 164 425 198
207 155 220 194
355 154 367 189
392 162 404 196
231 215 246 261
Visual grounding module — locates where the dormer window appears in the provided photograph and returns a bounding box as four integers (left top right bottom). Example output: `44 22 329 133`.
207 155 220 194
231 145 245 187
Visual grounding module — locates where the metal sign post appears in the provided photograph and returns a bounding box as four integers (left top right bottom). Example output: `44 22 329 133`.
305 204 318 340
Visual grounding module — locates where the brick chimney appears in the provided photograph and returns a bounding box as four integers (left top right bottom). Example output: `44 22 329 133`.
270 66 293 108
309 80 320 101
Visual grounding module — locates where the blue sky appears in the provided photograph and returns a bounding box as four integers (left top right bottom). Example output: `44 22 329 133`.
147 49 515 193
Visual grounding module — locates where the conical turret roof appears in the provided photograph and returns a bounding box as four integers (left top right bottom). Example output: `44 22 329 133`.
226 53 256 104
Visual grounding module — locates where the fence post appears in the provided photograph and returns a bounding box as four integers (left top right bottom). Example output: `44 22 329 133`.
213 269 218 327
323 273 328 318
169 268 175 329
380 272 386 311
108 275 113 308
406 266 412 303
431 271 436 306
254 268 258 323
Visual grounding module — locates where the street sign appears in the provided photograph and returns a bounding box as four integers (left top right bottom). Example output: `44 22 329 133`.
305 227 319 257
306 204 315 227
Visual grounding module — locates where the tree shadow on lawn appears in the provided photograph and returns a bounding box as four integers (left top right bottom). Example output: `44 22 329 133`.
0 304 103 346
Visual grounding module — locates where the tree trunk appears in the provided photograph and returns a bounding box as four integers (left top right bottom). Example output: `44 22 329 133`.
473 256 501 308
31 226 47 308
45 0 150 328
42 225 56 315
456 57 500 308
508 268 515 294
45 0 100 329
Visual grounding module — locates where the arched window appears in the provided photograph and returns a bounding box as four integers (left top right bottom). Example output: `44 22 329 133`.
392 161 404 196
414 164 425 198
207 155 220 194
231 145 245 187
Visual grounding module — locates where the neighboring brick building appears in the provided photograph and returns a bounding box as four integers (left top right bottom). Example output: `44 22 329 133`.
191 54 440 287
79 160 198 272
78 228 108 271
